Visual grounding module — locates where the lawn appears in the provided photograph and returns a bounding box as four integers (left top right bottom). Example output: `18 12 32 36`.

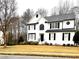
0 45 79 54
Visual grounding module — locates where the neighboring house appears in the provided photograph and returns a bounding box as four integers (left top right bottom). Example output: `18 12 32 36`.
0 31 4 44
27 12 77 45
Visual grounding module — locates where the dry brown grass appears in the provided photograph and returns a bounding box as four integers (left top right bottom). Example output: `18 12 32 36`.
0 45 79 54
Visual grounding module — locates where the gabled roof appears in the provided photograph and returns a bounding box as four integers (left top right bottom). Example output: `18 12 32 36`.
45 13 75 22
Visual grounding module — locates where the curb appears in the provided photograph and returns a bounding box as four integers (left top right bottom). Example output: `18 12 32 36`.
0 52 79 58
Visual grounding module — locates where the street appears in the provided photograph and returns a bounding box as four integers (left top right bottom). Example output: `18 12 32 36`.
0 55 78 59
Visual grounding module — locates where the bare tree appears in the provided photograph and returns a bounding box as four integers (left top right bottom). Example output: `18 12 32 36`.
22 9 34 25
58 0 72 15
0 0 17 48
37 8 47 17
51 7 59 16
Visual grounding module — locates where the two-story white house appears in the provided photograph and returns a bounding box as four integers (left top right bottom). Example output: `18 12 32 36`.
27 13 76 45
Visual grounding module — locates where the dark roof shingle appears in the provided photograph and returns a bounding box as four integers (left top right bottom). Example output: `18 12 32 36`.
45 13 75 22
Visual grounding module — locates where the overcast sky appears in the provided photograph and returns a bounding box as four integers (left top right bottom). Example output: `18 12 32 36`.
16 0 78 16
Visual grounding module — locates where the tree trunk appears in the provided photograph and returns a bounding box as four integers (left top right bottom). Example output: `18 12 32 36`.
3 31 7 48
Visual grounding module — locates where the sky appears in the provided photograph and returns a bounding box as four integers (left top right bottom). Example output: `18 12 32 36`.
16 0 78 16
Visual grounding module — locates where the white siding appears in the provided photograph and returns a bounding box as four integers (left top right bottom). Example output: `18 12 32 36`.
27 17 49 43
27 14 75 45
46 32 74 45
63 20 75 29
49 33 63 45
0 31 4 44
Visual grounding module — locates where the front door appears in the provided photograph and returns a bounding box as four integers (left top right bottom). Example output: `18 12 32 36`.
40 34 44 41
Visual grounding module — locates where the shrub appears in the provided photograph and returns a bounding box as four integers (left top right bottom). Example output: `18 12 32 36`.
71 44 74 46
67 44 70 46
7 32 16 46
63 44 65 46
50 43 52 45
26 41 38 45
18 36 24 44
19 41 26 45
73 31 79 45
7 39 17 46
45 42 49 45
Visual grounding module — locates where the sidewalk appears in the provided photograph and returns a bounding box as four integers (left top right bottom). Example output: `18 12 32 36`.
0 52 79 57
0 45 79 58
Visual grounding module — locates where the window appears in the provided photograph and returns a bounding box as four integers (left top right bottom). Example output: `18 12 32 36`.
27 25 30 30
62 33 70 41
51 22 60 29
28 33 36 40
51 33 56 40
36 14 38 18
66 21 70 25
40 24 44 30
51 23 54 28
28 25 36 30
64 33 69 40
30 25 34 30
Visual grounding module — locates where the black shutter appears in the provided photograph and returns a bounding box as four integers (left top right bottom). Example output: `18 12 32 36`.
50 23 51 29
54 33 56 40
62 33 64 41
49 34 51 40
68 33 70 41
34 25 36 30
58 22 60 28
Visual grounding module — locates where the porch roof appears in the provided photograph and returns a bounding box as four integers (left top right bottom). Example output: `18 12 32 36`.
46 29 76 32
